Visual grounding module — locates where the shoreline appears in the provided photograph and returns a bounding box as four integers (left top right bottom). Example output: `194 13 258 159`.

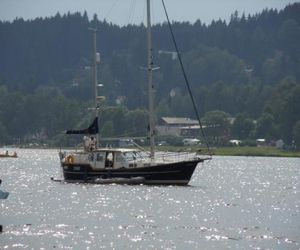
1 145 300 158
157 146 300 158
210 146 300 158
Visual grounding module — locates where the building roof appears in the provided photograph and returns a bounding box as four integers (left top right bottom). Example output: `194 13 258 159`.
161 117 199 125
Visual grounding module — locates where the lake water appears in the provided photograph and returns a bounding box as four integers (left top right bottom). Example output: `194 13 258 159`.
0 149 299 249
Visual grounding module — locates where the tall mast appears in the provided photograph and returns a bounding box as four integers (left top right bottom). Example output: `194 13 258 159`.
90 28 99 148
147 0 155 159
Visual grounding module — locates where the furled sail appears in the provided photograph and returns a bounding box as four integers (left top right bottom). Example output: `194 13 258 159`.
66 117 99 135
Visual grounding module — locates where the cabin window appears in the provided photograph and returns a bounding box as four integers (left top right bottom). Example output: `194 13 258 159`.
123 152 137 161
88 153 94 161
115 153 125 162
129 163 137 168
96 153 105 162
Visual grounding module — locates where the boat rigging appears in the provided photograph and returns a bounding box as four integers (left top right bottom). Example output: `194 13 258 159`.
57 0 211 185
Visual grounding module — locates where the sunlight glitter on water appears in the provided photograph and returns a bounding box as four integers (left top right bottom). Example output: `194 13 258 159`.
0 149 299 249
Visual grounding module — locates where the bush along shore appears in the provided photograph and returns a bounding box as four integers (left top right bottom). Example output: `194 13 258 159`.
157 146 300 158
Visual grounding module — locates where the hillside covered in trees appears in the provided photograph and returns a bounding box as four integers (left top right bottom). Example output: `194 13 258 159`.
0 3 299 147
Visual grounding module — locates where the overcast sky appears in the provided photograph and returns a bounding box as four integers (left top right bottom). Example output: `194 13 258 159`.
0 0 298 25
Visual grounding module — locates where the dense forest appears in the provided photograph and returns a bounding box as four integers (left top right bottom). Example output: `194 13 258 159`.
0 3 300 148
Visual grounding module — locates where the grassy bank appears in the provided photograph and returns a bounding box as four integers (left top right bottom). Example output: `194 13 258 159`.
157 146 300 158
211 146 300 157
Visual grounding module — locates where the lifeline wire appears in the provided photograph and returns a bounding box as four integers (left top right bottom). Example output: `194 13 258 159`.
161 0 211 153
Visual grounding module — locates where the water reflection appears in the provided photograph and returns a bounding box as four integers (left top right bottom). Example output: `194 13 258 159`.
0 149 299 249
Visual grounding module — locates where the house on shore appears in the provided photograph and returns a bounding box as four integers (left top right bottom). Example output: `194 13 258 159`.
156 117 200 137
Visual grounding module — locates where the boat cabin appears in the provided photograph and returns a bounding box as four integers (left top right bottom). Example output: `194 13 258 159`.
64 148 147 169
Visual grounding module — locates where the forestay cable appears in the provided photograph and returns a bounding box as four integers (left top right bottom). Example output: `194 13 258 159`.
161 0 211 153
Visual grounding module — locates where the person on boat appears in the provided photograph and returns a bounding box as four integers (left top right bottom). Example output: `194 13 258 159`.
83 136 90 151
5 150 8 155
13 152 17 157
89 136 96 151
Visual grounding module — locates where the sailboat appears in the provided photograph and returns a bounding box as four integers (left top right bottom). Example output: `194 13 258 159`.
58 0 211 185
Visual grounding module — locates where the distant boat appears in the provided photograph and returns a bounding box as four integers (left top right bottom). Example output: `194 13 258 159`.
0 151 17 158
0 190 9 199
58 0 211 185
0 180 9 199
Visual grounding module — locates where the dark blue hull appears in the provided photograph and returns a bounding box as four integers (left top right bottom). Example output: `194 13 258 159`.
61 159 204 185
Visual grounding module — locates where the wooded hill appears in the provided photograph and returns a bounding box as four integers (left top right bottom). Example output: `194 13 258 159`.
0 3 299 147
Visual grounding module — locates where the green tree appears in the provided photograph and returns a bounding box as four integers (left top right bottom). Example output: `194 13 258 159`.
232 113 255 139
268 79 300 143
0 121 8 144
101 121 114 137
256 112 275 139
278 19 300 56
202 110 231 145
124 109 148 137
262 51 284 84
293 121 300 149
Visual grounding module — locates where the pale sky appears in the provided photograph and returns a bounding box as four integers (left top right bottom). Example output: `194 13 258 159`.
0 0 298 25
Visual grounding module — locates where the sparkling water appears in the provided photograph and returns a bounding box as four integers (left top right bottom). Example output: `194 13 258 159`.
1 149 299 249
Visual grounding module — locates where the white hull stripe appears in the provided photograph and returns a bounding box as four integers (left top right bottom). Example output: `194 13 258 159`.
63 170 181 175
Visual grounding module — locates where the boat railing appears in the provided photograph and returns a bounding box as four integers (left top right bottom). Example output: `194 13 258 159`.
126 150 204 163
156 151 197 162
